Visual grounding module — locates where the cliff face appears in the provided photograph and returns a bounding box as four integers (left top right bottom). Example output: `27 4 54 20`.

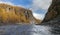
42 0 60 22
0 4 41 25
41 0 60 34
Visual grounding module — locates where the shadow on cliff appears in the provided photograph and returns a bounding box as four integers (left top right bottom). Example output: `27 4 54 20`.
41 0 60 35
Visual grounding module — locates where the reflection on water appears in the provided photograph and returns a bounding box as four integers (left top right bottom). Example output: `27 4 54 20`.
0 24 52 35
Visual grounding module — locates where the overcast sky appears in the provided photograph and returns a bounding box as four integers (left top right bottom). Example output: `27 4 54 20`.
0 0 52 20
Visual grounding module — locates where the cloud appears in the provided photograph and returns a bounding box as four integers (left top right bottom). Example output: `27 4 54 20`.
32 0 52 10
0 0 25 8
0 0 14 5
33 13 45 20
0 0 51 20
30 0 52 20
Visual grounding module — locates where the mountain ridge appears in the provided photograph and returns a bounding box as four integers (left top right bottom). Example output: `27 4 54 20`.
0 3 41 25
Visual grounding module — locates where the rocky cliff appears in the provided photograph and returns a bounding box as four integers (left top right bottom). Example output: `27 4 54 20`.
42 0 60 22
41 0 60 35
0 4 41 25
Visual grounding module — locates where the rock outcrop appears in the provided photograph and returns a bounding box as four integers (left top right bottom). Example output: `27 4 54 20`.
42 0 60 22
0 4 41 25
41 0 60 35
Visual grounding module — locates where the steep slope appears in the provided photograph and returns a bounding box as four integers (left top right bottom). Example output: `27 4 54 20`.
42 0 60 22
0 4 41 25
41 0 60 35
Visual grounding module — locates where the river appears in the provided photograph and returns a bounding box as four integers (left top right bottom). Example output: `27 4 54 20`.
0 24 52 35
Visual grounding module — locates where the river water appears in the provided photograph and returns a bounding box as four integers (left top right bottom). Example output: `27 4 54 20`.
0 24 53 35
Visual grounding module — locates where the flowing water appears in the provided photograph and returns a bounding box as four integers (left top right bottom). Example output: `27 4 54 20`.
0 24 52 35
